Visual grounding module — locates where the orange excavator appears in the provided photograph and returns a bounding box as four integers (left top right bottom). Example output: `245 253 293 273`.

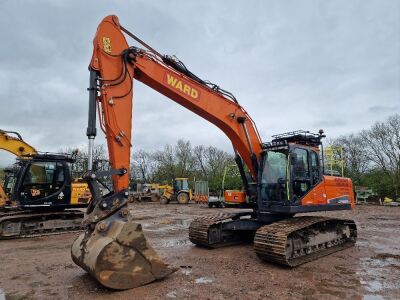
71 15 357 290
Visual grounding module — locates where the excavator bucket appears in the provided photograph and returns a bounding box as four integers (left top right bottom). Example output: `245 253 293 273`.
71 208 176 290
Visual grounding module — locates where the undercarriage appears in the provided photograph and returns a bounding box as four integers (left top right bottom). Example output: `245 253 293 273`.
0 210 84 239
189 213 357 267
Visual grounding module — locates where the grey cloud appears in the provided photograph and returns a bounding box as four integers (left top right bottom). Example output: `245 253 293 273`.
368 105 400 113
313 119 347 128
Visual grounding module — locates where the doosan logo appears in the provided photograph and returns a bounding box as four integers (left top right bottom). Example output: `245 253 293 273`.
165 73 200 100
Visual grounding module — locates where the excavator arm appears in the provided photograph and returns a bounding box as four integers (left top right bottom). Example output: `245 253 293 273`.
88 15 262 191
72 15 263 290
0 130 37 157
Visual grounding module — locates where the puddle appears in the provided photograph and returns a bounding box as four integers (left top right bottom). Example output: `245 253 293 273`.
363 280 383 293
195 277 213 284
141 219 192 232
180 265 193 275
357 255 400 295
141 224 176 232
160 239 192 248
363 295 384 300
166 291 177 298
181 269 192 275
174 219 191 228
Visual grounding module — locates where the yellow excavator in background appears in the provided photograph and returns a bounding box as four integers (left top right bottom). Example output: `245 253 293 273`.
0 129 91 238
0 130 37 207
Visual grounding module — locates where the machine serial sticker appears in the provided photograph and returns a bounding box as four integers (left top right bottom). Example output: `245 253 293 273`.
102 37 112 53
164 73 200 100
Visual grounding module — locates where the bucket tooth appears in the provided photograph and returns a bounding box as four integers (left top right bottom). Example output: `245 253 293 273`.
71 209 176 290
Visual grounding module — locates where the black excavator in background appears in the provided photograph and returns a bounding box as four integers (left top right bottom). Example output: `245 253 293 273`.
0 129 91 239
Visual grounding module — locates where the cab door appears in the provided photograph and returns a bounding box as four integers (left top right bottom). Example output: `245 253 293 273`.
309 150 326 205
291 147 311 202
16 161 72 208
291 148 325 206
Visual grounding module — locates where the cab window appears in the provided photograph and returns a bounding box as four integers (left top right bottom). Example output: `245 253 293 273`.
293 148 309 178
261 151 288 202
22 162 65 199
4 174 16 194
310 151 320 185
292 148 310 199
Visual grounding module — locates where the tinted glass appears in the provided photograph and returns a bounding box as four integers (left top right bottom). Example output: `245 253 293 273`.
293 148 309 178
261 151 288 202
311 151 320 184
22 162 65 200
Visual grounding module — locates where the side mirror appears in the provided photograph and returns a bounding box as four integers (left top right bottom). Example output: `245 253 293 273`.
290 153 298 165
278 177 286 185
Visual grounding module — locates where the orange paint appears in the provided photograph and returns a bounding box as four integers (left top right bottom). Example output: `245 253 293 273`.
301 175 355 208
224 190 246 204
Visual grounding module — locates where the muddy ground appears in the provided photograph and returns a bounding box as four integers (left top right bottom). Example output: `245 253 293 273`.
0 204 399 300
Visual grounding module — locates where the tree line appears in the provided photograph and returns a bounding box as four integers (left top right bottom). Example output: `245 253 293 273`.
67 141 242 193
329 114 399 199
130 140 242 192
53 113 400 199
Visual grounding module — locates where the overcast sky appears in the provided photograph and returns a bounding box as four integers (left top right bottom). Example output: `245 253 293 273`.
0 0 399 166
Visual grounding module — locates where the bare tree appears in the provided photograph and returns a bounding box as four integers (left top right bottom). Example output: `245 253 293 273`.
153 144 176 183
330 134 370 185
175 140 195 177
193 145 208 177
131 150 157 182
360 114 400 197
61 144 108 177
205 146 230 179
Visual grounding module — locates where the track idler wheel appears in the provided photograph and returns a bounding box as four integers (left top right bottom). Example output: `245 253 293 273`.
71 207 176 290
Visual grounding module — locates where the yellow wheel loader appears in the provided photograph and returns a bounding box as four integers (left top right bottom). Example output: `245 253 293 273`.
159 178 192 204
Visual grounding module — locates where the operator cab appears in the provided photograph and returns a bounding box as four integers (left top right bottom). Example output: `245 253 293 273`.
173 178 190 192
257 130 347 214
11 154 74 210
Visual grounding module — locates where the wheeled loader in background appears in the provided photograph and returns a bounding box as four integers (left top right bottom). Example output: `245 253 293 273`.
159 178 192 204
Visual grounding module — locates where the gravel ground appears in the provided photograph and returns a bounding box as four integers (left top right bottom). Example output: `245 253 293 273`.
0 204 399 300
